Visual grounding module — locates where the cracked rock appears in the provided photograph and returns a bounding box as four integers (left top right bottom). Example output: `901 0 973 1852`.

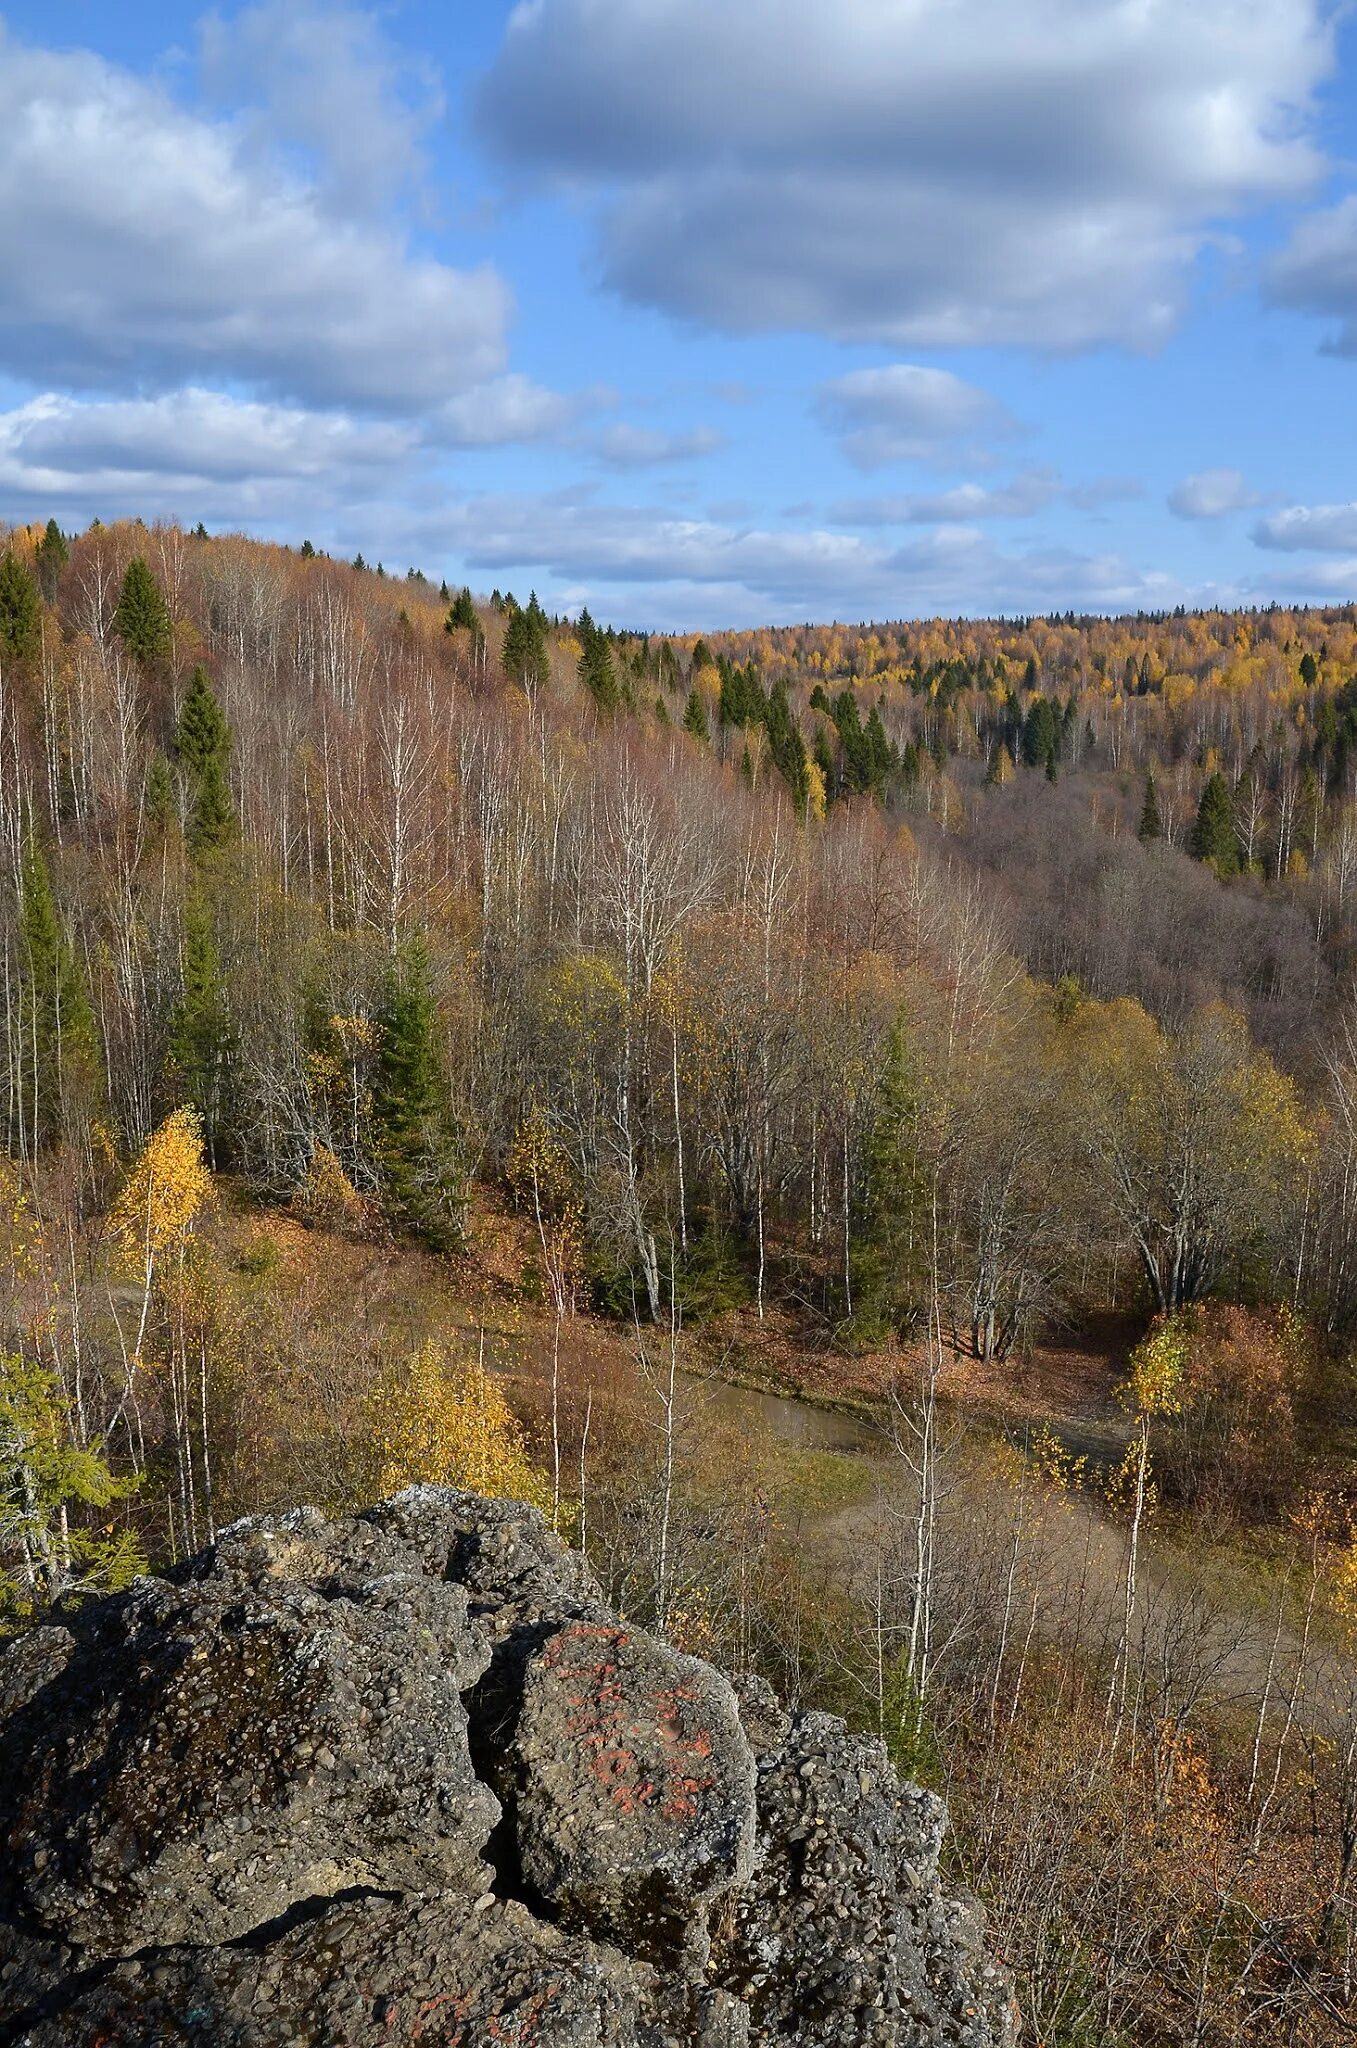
0 1488 1016 2047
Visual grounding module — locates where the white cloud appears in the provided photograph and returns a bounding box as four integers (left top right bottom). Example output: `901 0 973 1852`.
596 423 724 468
816 366 1015 469
832 468 1063 524
400 488 1184 626
199 0 443 216
478 0 1330 348
1252 502 1357 551
0 23 509 411
0 389 424 529
1168 468 1262 519
437 375 583 448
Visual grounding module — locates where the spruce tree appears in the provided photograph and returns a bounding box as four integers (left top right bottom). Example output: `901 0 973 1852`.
1139 772 1163 843
765 678 810 813
1022 695 1058 769
848 1022 926 1342
113 556 172 664
865 703 893 795
0 551 42 667
34 519 68 602
166 896 236 1165
16 838 99 1151
682 687 709 742
1190 771 1239 873
502 594 548 690
174 668 235 855
445 586 480 635
577 609 619 714
371 944 465 1251
144 752 177 832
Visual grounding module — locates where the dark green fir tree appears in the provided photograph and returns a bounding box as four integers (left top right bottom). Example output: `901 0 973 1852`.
1139 772 1163 843
34 519 68 602
114 556 172 664
577 609 619 715
682 687 709 742
1190 771 1239 873
174 668 235 855
17 838 100 1151
165 896 236 1165
0 551 42 667
371 944 466 1252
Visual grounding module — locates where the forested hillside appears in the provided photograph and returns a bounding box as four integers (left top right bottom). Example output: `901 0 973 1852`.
9 516 1357 2041
2 517 1352 1341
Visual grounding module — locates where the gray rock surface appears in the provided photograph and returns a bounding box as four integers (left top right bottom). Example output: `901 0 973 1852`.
0 1487 1017 2047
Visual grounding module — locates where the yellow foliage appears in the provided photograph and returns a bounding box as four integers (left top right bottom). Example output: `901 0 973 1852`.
109 1107 212 1274
363 1340 551 1509
291 1145 368 1231
1123 1318 1188 1419
804 755 827 823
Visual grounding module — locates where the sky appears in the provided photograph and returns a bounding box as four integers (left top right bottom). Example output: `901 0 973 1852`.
4 1 1357 630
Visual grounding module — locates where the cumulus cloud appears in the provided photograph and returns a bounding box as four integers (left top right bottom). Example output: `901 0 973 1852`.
403 488 1183 625
437 375 583 447
478 0 1330 348
0 388 426 529
0 23 508 411
1270 197 1357 352
199 0 443 215
0 376 597 533
831 468 1063 524
1252 502 1357 551
595 423 725 468
1168 468 1262 519
816 366 1015 469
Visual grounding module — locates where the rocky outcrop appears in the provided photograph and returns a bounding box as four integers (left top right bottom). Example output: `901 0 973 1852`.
0 1488 1017 2047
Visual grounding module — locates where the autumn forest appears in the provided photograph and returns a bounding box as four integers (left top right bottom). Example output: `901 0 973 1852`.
9 516 1357 2041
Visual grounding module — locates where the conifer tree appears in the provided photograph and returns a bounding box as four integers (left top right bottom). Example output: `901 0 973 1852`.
34 519 68 602
144 752 177 832
1022 695 1058 769
682 687 709 742
577 609 619 714
371 944 465 1251
865 703 893 795
849 1022 926 1341
1139 771 1163 843
174 668 234 855
764 678 811 813
0 551 42 667
445 586 480 635
1190 771 1240 873
502 593 548 690
16 838 99 1152
113 556 173 664
165 897 236 1165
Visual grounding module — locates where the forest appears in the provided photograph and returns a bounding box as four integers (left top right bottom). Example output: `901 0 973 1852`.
7 515 1357 2042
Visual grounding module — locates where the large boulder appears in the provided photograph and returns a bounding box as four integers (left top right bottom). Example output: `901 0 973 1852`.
0 1488 1016 2048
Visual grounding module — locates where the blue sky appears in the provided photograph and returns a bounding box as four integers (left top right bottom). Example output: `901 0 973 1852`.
3 0 1357 628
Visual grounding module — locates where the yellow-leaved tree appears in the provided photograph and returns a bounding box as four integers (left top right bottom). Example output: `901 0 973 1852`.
362 1340 550 1511
106 1107 213 1517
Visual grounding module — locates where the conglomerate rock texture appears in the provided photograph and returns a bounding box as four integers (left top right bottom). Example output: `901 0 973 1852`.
0 1488 1017 2047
